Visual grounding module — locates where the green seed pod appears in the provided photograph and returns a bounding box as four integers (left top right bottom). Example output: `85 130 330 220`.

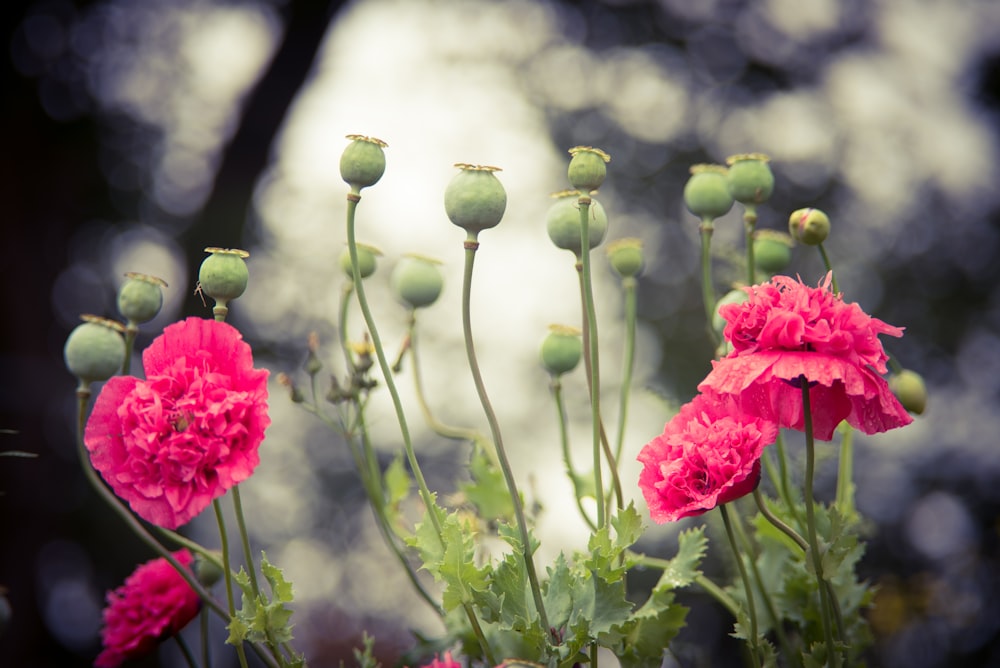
391 253 444 309
684 164 734 221
444 164 507 235
540 324 583 376
545 190 608 254
339 243 382 280
64 315 126 388
753 230 794 274
340 134 387 192
788 208 830 245
607 237 644 278
713 288 749 340
890 369 927 416
567 146 611 192
726 153 775 206
117 272 167 325
194 551 224 587
198 248 249 309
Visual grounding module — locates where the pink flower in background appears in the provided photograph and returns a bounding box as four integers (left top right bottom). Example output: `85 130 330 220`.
85 317 270 529
95 549 200 668
700 273 912 440
637 392 778 523
420 652 462 668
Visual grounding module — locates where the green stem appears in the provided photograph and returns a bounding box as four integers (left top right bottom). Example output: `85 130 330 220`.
626 551 742 618
817 244 839 294
753 490 808 552
552 377 597 531
613 276 637 466
700 219 720 349
461 236 551 638
123 325 137 376
339 281 356 372
744 207 758 286
214 500 250 668
835 424 856 520
175 632 199 668
801 378 838 668
230 487 260 597
720 504 762 668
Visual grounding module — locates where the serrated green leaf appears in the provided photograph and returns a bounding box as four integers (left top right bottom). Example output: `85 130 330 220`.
542 553 574 627
618 586 688 667
460 447 514 521
439 514 489 611
404 496 445 574
384 453 411 510
260 553 295 604
655 526 707 589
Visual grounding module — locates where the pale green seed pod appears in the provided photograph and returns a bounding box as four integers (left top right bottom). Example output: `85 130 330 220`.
445 164 507 235
789 208 830 245
339 243 382 280
540 324 583 377
64 315 126 387
194 551 224 587
684 164 734 221
726 153 774 206
391 254 444 309
567 146 611 192
198 248 249 309
753 230 794 274
545 190 608 254
340 134 387 192
117 272 167 325
607 237 644 278
890 369 928 415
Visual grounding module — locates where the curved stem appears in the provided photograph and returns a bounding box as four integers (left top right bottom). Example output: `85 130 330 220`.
461 236 550 637
753 490 808 552
613 276 637 466
700 219 720 348
551 377 597 531
720 504 761 668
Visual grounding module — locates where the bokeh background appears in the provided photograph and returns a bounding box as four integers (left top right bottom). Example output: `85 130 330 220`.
3 0 1000 666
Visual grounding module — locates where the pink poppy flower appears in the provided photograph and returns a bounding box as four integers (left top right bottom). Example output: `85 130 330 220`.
85 317 270 529
700 273 912 441
637 392 778 523
95 549 201 668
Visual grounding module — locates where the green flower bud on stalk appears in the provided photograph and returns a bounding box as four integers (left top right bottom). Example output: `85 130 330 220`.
117 272 167 325
540 324 583 376
890 369 928 415
545 189 608 254
198 248 249 314
340 134 387 193
753 230 794 274
684 164 734 221
726 153 774 206
64 315 126 389
713 288 749 340
445 164 507 236
391 253 444 309
789 207 830 245
607 237 644 278
193 551 224 587
567 146 611 192
339 243 382 280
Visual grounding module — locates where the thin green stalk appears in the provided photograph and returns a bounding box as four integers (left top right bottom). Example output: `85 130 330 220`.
339 281 356 371
627 550 742 620
744 207 758 286
230 487 260 597
835 424 856 520
551 377 597 531
462 236 551 637
700 220 720 348
213 500 250 668
817 244 839 294
201 609 211 668
613 275 637 466
753 490 808 552
720 504 762 668
801 379 838 668
175 632 199 668
123 325 137 376
577 195 606 528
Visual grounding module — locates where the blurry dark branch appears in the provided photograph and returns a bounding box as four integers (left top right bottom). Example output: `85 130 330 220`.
180 0 348 318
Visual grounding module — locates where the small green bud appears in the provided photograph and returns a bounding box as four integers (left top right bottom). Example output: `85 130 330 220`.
684 164 734 221
789 208 830 245
607 237 644 278
340 134 387 192
753 230 794 274
540 324 583 377
445 164 507 236
545 190 608 255
64 315 126 388
713 288 749 340
890 369 927 416
391 254 444 309
567 146 611 192
117 272 167 325
726 153 774 206
339 243 382 280
193 551 224 587
198 248 249 312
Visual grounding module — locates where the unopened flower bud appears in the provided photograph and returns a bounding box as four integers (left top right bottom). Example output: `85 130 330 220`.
726 153 774 206
193 552 224 587
684 164 733 221
607 237 644 278
340 135 387 192
753 230 793 274
340 243 382 280
788 208 830 245
391 254 444 309
198 248 249 310
890 369 927 415
117 273 167 325
540 324 583 376
567 146 610 192
64 315 126 388
305 332 323 376
545 190 608 255
713 288 749 340
445 164 507 236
